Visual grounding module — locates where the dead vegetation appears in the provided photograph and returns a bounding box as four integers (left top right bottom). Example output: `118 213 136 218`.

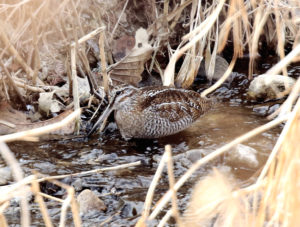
1 0 299 110
0 0 300 226
136 77 300 226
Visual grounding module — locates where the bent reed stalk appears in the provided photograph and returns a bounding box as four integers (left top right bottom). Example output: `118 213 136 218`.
0 0 299 226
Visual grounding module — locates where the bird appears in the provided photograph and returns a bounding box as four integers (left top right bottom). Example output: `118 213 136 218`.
88 85 213 140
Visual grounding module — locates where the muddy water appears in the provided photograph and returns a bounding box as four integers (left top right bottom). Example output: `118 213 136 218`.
3 60 298 226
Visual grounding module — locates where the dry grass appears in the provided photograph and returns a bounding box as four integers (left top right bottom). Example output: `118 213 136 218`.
0 0 299 101
0 0 300 226
0 0 118 105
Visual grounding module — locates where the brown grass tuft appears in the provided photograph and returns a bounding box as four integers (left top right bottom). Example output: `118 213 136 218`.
183 169 247 227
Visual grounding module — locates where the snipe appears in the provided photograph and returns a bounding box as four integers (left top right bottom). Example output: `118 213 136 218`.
88 85 212 140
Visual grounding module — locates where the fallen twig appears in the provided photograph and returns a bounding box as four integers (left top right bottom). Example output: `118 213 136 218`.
99 211 121 227
37 161 141 182
165 145 182 226
0 176 35 203
31 177 54 227
0 109 81 142
110 0 129 41
39 192 64 203
14 80 45 93
99 29 109 94
139 152 168 224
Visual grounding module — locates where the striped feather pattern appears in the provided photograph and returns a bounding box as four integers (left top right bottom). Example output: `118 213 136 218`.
109 85 212 139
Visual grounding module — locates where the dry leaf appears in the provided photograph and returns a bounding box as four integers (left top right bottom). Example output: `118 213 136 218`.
54 76 90 102
38 91 62 115
112 35 135 62
110 28 154 86
175 49 200 88
38 109 75 135
0 103 75 135
0 101 30 135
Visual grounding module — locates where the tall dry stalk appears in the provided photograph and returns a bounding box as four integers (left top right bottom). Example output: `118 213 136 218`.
253 98 300 226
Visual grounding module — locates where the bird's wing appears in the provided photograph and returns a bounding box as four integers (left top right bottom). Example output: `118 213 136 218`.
137 88 204 122
149 101 200 122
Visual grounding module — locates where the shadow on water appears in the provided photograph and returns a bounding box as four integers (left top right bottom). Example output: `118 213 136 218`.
3 58 299 226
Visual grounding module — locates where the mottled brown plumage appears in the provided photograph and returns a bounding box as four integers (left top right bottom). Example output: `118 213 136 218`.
89 85 212 140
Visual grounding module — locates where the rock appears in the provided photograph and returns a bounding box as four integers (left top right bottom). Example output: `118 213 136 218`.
227 144 258 168
171 149 212 169
72 178 83 192
0 167 12 185
253 103 281 116
184 149 206 162
33 162 57 173
77 189 106 214
198 55 231 83
267 103 280 115
253 105 269 115
248 74 296 101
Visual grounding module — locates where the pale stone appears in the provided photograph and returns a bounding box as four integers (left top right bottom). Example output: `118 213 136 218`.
77 189 106 214
228 144 259 168
0 167 12 185
248 74 295 101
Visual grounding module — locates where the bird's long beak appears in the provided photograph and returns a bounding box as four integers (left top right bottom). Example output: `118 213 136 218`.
87 102 115 137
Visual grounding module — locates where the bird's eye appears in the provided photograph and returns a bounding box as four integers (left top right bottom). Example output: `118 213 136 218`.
115 90 122 96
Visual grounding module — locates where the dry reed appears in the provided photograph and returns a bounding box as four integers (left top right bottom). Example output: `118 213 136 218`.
0 0 300 226
0 0 298 101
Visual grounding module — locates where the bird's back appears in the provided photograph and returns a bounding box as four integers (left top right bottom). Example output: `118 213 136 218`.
115 86 212 139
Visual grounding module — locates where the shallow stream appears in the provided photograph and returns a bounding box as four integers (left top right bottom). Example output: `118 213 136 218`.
2 58 300 226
